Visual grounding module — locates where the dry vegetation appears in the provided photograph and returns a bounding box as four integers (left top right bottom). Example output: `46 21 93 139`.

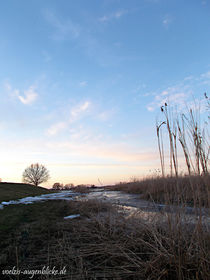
0 182 54 203
70 185 91 193
106 174 210 207
106 95 210 209
0 199 209 279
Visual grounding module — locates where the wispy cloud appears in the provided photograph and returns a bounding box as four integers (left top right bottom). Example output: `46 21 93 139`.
68 126 91 141
5 83 38 105
70 101 91 121
17 86 38 105
97 109 116 122
146 70 210 112
47 122 67 136
44 10 80 41
44 9 130 67
47 101 91 136
79 81 87 87
45 139 157 163
200 71 210 84
184 76 194 81
162 14 173 28
99 10 127 22
147 86 191 112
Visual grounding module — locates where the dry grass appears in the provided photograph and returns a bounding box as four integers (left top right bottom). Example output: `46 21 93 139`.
105 174 210 207
0 199 209 279
0 182 54 203
70 186 91 193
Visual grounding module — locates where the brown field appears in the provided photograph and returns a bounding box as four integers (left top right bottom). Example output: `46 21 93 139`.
0 197 209 279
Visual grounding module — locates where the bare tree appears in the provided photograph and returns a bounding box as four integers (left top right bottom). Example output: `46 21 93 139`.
22 163 50 186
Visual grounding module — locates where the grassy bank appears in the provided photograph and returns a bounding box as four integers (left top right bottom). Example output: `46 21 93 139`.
105 174 210 207
0 182 54 202
0 199 209 279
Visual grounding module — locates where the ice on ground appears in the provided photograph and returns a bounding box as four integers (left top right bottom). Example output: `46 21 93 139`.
0 190 209 225
64 214 80 219
0 191 80 210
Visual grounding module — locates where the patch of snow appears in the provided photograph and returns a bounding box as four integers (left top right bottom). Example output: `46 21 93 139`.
0 191 81 210
64 214 80 219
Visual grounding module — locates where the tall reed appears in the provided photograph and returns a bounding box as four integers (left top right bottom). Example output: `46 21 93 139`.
157 94 209 178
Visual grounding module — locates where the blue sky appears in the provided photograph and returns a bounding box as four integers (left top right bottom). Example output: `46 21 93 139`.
0 0 210 186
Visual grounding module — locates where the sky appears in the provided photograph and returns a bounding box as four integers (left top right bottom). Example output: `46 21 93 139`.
0 0 210 187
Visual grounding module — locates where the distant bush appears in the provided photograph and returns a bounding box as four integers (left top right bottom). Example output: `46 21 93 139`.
52 182 75 190
52 182 63 190
63 183 74 189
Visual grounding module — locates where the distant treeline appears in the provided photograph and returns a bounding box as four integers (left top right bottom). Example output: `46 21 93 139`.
52 182 96 190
